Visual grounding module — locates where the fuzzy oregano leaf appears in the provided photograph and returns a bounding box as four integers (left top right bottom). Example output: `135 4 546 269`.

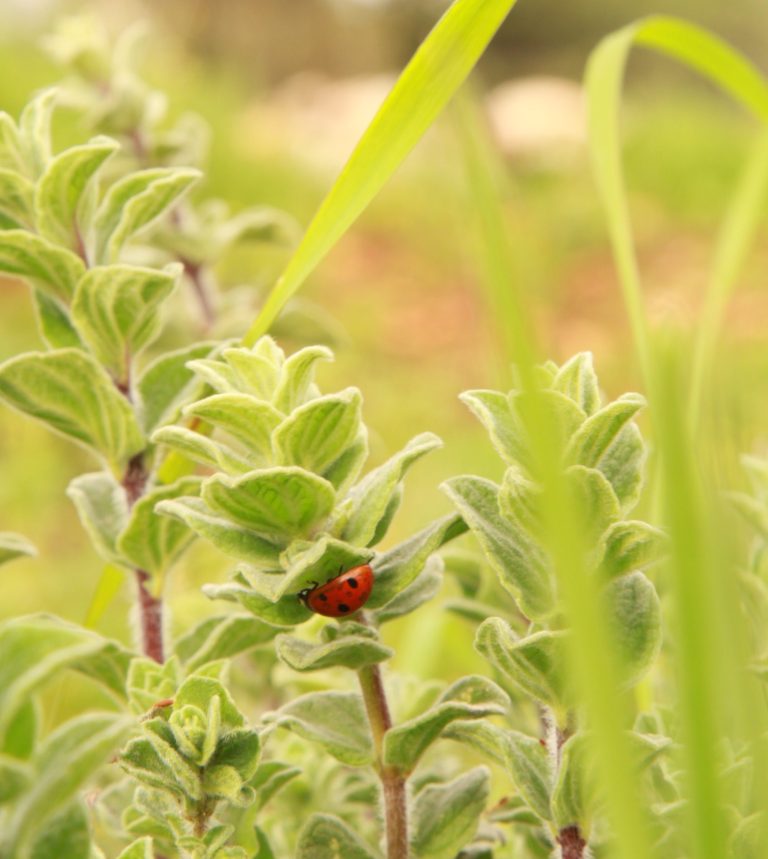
25 799 91 859
67 472 130 566
275 633 393 673
606 571 662 686
0 230 85 303
0 532 36 566
115 838 154 859
7 713 132 856
552 352 601 416
116 476 202 578
504 730 554 822
264 692 373 766
71 264 180 378
410 767 490 859
273 388 363 480
0 169 35 228
367 513 466 609
135 341 216 435
475 618 569 711
174 614 280 671
342 431 442 546
599 520 668 578
0 615 132 735
202 467 336 542
442 475 556 619
383 676 508 773
93 167 200 263
296 814 380 859
34 136 118 249
157 497 282 569
0 349 145 467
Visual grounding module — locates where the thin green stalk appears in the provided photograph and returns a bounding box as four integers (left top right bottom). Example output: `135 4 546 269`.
243 0 520 345
689 130 768 423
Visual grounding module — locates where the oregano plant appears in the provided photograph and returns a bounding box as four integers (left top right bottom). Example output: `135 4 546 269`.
2 5 768 859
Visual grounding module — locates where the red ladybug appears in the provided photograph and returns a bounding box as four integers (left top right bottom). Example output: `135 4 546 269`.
298 564 374 617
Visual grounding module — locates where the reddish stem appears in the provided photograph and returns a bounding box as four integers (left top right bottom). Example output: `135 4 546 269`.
136 569 164 663
557 825 587 859
121 453 165 662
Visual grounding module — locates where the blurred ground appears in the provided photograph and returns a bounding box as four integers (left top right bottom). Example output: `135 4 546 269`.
0 0 767 681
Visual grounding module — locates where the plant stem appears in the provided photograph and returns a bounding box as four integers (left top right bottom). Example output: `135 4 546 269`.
121 453 165 662
358 659 409 859
135 568 164 663
557 825 587 859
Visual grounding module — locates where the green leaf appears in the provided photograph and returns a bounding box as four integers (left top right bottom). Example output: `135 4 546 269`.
157 496 282 568
175 614 280 671
210 728 261 781
71 264 180 378
0 169 35 228
203 571 310 627
35 136 118 249
606 571 661 687
175 676 244 730
0 755 33 803
265 692 373 766
343 432 442 546
0 230 85 302
223 340 283 398
1 699 37 759
250 763 301 817
599 520 668 579
0 615 131 735
566 394 646 508
475 618 569 711
152 426 252 475
115 838 154 859
0 349 145 467
564 464 622 546
367 513 466 608
296 814 380 859
202 467 336 543
371 555 442 623
552 353 601 416
550 732 594 830
504 731 553 822
9 713 132 854
185 394 282 464
275 633 393 672
30 289 82 350
383 676 508 773
18 89 56 177
27 800 91 859
0 532 36 566
459 389 524 466
116 476 202 577
441 475 556 619
67 472 130 566
135 341 217 434
93 167 201 263
273 389 362 479
273 344 333 413
244 0 521 341
0 112 24 173
410 767 490 859
127 656 182 713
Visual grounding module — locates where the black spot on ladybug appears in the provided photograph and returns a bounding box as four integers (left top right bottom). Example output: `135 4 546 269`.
347 578 358 588
338 603 350 613
319 593 328 601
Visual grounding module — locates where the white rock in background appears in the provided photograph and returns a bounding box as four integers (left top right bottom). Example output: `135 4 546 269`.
485 76 586 160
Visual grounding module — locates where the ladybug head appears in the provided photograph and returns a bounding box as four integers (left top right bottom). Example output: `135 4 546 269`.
297 581 319 605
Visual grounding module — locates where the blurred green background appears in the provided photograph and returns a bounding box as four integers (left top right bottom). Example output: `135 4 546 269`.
1 0 767 685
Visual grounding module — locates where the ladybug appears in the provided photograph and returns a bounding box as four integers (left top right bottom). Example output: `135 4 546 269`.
297 564 374 617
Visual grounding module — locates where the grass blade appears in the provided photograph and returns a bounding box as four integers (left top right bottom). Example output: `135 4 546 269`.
243 0 520 345
586 15 768 859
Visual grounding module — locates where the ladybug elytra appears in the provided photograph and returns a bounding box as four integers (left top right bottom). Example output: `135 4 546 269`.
298 564 374 617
